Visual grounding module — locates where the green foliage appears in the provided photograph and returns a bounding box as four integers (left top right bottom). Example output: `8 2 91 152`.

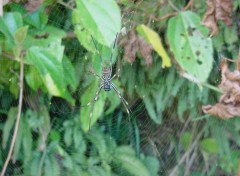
0 0 240 175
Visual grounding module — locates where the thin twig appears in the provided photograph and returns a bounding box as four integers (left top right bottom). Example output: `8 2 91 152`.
154 0 194 21
168 0 180 12
169 127 205 176
1 52 15 60
63 32 76 39
1 56 24 176
183 0 194 11
184 145 198 176
58 1 74 10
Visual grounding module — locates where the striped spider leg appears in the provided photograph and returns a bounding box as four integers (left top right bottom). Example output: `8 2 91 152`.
87 33 131 130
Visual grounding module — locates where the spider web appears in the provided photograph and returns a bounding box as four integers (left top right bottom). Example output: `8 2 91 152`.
0 1 239 176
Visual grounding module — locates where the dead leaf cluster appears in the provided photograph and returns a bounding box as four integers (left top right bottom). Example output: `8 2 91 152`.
119 30 153 67
202 0 232 36
202 50 240 119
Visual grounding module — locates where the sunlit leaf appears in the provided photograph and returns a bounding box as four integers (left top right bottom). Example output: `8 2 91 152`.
137 24 171 68
167 11 213 83
74 0 121 47
26 40 74 105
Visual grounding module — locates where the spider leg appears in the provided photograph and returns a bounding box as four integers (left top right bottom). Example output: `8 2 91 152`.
110 68 121 80
89 67 103 81
111 83 131 114
110 32 119 65
89 84 104 130
91 35 102 63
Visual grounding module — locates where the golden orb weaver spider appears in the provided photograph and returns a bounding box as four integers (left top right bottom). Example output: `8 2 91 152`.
86 33 131 130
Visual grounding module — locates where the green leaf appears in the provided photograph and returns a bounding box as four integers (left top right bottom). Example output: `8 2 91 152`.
14 26 28 45
62 55 77 91
72 10 95 52
12 118 23 161
141 156 160 176
75 0 121 47
167 11 213 83
143 95 160 124
87 130 107 159
25 66 43 91
0 12 23 49
136 24 171 68
2 107 18 148
26 40 74 105
49 130 61 142
200 138 218 154
24 7 48 29
114 146 150 176
180 132 192 150
80 81 106 131
23 25 66 49
22 117 33 166
64 128 72 147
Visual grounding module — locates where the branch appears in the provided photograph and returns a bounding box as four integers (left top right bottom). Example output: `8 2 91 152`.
1 55 24 176
154 0 194 21
169 127 204 176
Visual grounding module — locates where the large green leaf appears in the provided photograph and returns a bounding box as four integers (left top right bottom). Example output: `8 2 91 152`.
26 40 74 104
136 24 171 68
167 11 213 83
74 0 121 47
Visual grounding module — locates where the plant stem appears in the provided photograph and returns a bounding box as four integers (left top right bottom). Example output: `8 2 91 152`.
201 82 223 93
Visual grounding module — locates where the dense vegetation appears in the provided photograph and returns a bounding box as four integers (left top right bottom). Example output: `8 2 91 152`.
0 0 240 175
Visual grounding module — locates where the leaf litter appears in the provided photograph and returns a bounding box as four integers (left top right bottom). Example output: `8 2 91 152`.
202 49 240 119
120 29 153 67
202 0 233 36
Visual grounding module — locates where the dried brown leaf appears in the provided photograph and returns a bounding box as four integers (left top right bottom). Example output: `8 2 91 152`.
121 30 138 64
120 29 153 66
138 37 153 67
202 0 232 36
202 0 218 36
202 103 240 119
202 50 240 119
215 0 232 26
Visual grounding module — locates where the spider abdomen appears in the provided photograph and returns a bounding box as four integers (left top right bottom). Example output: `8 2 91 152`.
104 82 111 91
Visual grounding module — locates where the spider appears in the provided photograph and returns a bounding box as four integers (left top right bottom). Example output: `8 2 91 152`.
86 33 131 130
